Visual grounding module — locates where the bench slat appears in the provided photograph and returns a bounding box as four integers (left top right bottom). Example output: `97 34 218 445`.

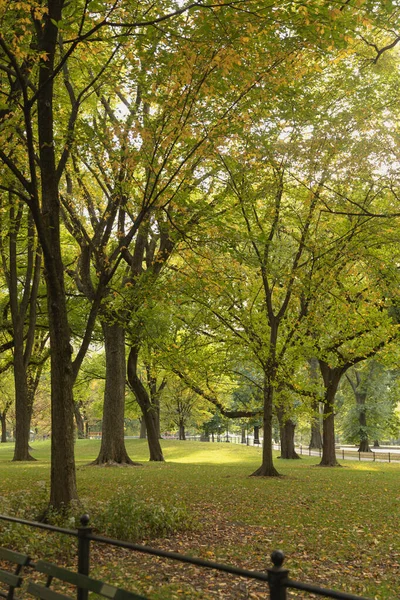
27 582 71 600
0 548 29 567
34 561 147 600
0 570 22 588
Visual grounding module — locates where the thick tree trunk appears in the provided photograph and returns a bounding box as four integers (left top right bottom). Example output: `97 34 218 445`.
47 315 78 507
280 420 300 459
358 438 371 452
373 439 380 448
92 322 137 466
127 345 164 461
253 425 260 445
251 375 280 477
318 362 341 467
32 2 79 510
179 422 186 440
320 404 339 466
276 405 300 459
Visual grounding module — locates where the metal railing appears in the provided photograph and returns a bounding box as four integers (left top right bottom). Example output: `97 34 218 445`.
0 514 373 600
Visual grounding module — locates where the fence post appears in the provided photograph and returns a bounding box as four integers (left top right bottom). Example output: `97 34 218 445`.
77 514 92 600
267 550 288 600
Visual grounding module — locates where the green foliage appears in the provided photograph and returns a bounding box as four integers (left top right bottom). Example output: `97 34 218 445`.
337 362 400 444
0 482 77 560
94 491 194 542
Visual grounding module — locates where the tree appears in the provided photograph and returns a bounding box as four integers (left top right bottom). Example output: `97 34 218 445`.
0 194 45 461
162 378 200 440
1 0 250 506
338 362 400 450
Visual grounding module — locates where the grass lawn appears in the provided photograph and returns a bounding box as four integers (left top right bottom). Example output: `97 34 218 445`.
0 439 399 599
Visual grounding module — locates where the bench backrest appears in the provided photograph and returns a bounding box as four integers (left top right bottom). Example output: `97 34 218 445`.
27 560 147 600
0 547 31 600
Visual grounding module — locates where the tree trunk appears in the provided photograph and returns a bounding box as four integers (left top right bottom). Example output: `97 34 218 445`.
241 427 246 444
139 418 147 439
127 345 164 461
280 420 300 459
251 375 280 477
9 206 41 462
92 321 137 466
253 425 260 445
356 391 371 452
35 3 78 510
345 369 371 452
1 412 7 443
308 359 322 449
147 375 161 439
309 410 323 449
13 344 35 461
373 439 380 448
276 405 300 459
74 402 86 439
179 422 186 440
318 362 341 467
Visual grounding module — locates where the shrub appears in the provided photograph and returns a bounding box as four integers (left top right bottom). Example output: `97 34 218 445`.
94 492 194 542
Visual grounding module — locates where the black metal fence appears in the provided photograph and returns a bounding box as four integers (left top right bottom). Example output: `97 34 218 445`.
0 513 374 600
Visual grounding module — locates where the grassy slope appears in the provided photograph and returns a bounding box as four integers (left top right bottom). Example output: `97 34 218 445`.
0 439 399 599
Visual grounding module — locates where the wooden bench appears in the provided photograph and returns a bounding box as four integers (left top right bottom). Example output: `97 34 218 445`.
0 547 31 600
27 560 147 600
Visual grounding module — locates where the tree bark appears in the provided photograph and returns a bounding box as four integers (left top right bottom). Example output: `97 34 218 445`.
356 390 371 452
318 362 341 467
127 345 164 461
280 421 300 459
92 321 137 465
146 366 162 439
7 205 41 462
1 411 7 443
251 374 280 477
139 418 147 439
13 342 35 461
179 422 186 440
308 359 322 449
74 402 86 439
36 4 79 508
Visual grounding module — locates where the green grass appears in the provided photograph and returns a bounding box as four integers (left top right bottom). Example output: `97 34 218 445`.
0 439 399 599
